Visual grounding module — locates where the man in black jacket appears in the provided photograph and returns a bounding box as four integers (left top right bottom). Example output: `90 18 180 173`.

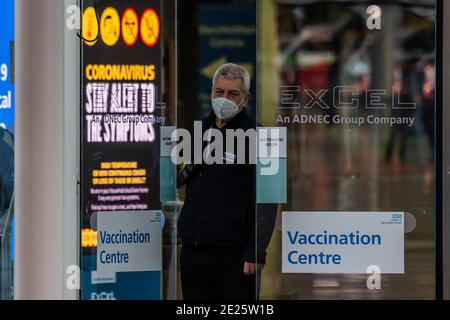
178 63 277 300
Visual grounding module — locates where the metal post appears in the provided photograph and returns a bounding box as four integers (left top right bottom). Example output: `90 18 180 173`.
14 0 79 299
442 0 450 301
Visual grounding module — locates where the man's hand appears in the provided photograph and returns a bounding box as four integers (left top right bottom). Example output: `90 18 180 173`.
243 262 262 276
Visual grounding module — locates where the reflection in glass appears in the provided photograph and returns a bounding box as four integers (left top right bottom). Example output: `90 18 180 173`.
258 0 435 300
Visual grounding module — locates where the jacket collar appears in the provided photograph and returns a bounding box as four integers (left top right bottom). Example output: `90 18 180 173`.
205 108 248 130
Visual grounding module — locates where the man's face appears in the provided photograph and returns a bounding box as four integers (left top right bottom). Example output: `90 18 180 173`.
212 76 249 110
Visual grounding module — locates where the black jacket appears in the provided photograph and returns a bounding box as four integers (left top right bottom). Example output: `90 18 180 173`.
178 109 277 264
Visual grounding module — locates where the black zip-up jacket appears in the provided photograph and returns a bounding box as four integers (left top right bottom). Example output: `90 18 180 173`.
178 109 277 264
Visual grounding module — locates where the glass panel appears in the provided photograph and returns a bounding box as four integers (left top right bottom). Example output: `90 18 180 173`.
0 0 14 301
176 0 259 300
79 0 177 300
258 0 436 300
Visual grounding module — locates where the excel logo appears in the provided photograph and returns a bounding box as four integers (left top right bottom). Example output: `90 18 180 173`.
91 291 117 300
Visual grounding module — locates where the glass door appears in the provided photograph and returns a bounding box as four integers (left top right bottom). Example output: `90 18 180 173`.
257 0 436 300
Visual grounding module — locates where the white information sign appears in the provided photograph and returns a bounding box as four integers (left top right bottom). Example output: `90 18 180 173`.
97 211 162 273
282 212 404 274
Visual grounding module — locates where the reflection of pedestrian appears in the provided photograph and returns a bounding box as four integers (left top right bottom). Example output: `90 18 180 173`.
422 95 434 151
385 84 414 164
178 64 276 300
421 64 435 153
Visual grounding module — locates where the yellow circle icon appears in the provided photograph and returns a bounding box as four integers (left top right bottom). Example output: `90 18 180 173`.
100 7 120 46
82 7 99 46
140 9 160 47
122 8 139 46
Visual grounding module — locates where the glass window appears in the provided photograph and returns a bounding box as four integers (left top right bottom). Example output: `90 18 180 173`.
257 0 436 300
0 0 14 301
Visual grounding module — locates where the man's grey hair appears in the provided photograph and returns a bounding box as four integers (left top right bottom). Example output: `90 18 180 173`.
212 63 251 94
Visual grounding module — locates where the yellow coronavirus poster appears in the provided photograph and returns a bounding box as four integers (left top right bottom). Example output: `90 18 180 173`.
81 0 162 301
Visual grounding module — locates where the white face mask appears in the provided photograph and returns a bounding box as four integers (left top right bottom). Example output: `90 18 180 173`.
211 97 244 122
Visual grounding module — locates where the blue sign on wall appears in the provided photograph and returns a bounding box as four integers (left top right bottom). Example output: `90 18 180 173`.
0 0 14 265
198 6 257 119
0 0 14 133
82 256 161 300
